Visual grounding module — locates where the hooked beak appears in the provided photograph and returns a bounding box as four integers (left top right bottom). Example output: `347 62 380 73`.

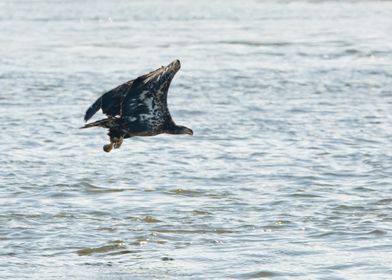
185 128 193 135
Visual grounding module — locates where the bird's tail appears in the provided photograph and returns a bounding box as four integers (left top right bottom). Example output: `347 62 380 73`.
80 118 117 129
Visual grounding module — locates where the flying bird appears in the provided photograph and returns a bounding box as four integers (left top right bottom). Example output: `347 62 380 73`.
81 59 193 152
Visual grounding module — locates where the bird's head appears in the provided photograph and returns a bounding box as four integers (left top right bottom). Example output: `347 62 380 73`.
168 125 193 135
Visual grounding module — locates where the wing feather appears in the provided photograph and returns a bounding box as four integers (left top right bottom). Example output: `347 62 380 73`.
120 76 167 131
84 80 134 121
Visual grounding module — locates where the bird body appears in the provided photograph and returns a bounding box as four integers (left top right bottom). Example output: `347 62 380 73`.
82 60 193 152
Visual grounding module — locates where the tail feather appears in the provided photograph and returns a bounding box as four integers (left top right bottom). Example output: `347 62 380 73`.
80 118 117 129
84 97 102 121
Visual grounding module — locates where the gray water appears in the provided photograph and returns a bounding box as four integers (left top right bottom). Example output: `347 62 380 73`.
1 0 392 279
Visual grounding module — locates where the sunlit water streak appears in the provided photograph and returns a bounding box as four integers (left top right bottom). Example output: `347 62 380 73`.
1 0 392 278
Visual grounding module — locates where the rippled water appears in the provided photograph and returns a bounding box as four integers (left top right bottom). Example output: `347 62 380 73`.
1 0 392 278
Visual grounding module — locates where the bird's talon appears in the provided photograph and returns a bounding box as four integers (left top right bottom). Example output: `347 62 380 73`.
113 138 123 149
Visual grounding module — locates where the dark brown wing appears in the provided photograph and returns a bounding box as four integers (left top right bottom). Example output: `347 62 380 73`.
84 80 134 121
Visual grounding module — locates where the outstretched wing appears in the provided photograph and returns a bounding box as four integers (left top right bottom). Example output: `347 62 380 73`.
84 80 134 121
85 59 180 132
121 73 170 130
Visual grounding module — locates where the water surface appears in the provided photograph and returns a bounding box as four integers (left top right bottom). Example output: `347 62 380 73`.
1 0 392 279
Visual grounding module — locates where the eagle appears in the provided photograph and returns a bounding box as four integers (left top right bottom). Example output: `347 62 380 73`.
81 59 193 152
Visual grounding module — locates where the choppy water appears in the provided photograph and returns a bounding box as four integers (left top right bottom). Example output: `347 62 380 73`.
1 0 392 278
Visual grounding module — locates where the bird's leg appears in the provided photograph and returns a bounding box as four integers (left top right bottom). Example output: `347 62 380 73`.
105 130 123 152
113 136 123 149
